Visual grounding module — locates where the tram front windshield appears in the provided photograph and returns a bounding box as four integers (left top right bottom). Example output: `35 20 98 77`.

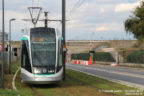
31 29 56 67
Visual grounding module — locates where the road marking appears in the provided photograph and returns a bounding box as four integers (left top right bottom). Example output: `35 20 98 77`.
67 64 144 79
67 66 144 90
12 67 20 92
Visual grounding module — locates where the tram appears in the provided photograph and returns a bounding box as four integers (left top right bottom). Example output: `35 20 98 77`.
21 27 64 84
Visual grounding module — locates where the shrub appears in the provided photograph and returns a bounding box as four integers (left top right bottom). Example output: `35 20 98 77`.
71 53 90 61
71 52 115 62
127 50 144 63
94 52 115 62
104 43 111 47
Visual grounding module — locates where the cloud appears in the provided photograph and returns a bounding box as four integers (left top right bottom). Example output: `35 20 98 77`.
100 8 105 13
93 27 109 31
115 0 142 12
90 22 123 32
0 0 136 40
5 11 28 20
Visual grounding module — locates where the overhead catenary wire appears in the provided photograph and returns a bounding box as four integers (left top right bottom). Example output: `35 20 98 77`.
37 0 40 7
31 0 34 14
67 0 86 18
28 0 43 27
71 0 85 12
31 0 40 6
30 0 86 20
31 0 40 14
29 0 63 28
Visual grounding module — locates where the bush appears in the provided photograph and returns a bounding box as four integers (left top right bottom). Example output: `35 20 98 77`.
104 43 111 47
71 52 115 62
127 50 144 63
71 53 90 61
94 52 115 62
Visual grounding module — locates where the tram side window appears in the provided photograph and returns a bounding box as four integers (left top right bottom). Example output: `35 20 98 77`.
21 41 32 72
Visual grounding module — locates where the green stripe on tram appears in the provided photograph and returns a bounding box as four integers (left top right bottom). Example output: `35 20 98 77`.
35 74 55 76
58 37 63 40
21 37 28 40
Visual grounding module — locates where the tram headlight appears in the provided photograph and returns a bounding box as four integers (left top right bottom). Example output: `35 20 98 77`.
33 68 42 74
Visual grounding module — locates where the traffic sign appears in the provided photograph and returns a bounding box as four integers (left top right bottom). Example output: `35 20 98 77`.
0 44 3 52
89 42 93 50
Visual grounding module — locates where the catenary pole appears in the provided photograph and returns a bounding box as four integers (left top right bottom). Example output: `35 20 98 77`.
8 18 16 74
1 0 5 89
62 0 66 80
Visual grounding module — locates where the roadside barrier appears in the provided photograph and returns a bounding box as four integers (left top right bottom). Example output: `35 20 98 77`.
111 63 118 67
73 60 80 64
73 60 76 64
81 61 93 65
73 60 93 65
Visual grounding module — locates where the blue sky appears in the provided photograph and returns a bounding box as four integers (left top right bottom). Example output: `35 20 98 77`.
0 0 142 41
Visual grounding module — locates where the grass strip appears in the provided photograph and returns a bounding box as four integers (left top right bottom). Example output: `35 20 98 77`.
0 61 20 96
66 69 141 95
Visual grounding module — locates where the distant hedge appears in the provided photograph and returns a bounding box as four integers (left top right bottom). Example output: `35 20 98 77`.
71 53 90 61
94 52 115 62
127 50 144 63
71 52 115 62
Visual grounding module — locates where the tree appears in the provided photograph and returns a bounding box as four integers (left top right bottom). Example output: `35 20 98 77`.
125 1 144 43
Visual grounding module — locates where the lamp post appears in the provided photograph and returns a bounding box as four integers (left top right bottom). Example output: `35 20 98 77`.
62 0 66 81
1 0 5 89
8 18 16 74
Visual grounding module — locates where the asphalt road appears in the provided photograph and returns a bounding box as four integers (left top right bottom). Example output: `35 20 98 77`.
66 63 144 89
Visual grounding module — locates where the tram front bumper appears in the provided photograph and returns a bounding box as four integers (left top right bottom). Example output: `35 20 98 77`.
21 68 63 84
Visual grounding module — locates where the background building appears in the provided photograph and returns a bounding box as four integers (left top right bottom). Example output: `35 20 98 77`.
0 30 8 42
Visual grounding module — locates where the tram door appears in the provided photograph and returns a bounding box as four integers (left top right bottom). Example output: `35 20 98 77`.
21 40 32 73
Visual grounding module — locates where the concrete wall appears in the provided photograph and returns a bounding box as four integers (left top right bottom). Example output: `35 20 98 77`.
66 40 137 54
